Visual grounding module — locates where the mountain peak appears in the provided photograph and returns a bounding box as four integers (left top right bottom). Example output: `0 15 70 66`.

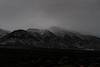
0 29 40 40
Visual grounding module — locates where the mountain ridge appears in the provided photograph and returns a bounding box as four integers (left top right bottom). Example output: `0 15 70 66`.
0 27 100 49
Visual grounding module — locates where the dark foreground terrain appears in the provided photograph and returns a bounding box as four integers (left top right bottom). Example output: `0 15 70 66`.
0 47 100 67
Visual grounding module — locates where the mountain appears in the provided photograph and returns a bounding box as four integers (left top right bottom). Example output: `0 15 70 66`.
0 27 100 49
27 28 44 40
27 28 57 41
27 28 62 48
0 30 43 48
49 26 100 49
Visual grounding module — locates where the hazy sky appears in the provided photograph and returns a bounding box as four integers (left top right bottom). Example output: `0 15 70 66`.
0 0 100 36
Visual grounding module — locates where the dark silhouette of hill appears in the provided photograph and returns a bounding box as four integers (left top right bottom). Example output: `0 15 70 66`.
0 30 43 48
0 27 100 49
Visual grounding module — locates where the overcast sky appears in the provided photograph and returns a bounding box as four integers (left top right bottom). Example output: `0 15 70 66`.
0 0 100 36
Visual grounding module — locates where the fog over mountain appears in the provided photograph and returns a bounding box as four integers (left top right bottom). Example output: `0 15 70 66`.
0 0 100 36
0 29 10 38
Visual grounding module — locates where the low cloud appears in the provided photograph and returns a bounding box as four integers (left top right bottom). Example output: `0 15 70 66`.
0 0 100 36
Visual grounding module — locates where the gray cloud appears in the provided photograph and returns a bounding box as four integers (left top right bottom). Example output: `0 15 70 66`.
0 0 100 36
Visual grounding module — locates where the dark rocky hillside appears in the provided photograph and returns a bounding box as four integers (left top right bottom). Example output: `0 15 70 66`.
0 27 100 50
